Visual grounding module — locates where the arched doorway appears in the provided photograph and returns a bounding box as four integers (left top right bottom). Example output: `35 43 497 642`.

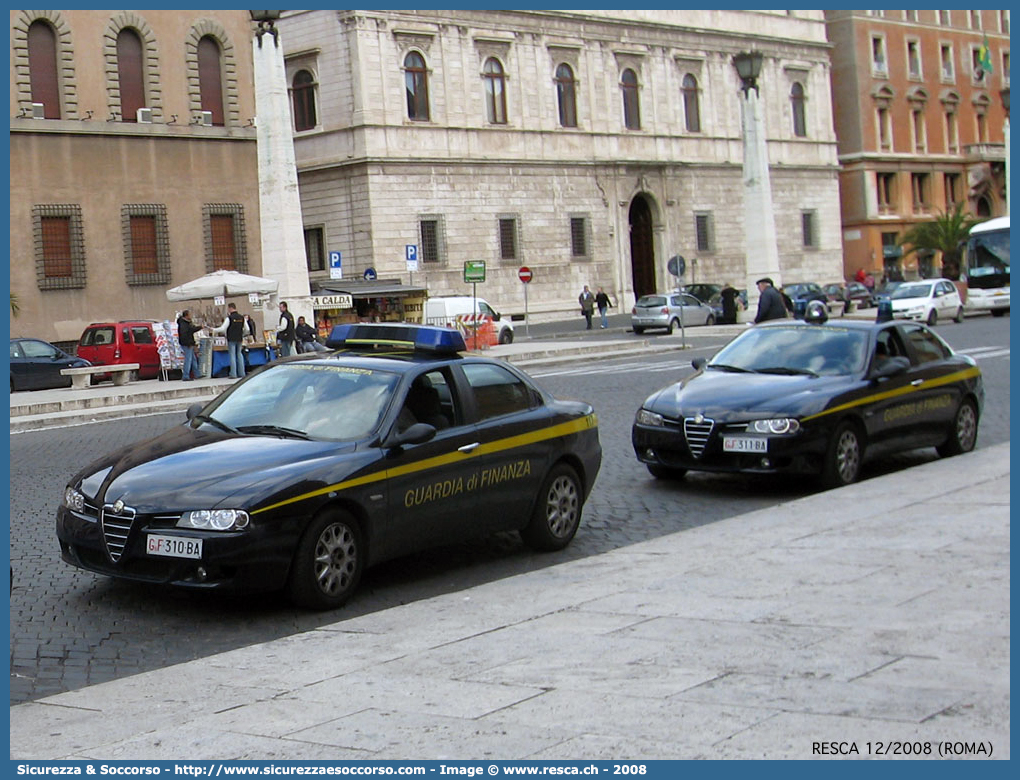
629 195 655 297
975 196 992 217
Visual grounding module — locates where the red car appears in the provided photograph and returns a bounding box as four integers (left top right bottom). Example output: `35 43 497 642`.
76 321 162 381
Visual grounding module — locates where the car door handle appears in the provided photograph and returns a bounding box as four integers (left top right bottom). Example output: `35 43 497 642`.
458 442 480 454
911 379 924 386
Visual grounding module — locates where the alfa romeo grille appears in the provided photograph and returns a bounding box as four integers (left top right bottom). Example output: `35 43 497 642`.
683 417 714 458
100 503 137 563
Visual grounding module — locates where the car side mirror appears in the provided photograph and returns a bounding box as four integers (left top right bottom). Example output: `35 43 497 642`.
692 357 707 370
185 402 204 420
493 312 502 321
385 422 436 449
871 355 910 380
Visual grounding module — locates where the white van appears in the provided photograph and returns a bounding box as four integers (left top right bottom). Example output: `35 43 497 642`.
423 296 515 344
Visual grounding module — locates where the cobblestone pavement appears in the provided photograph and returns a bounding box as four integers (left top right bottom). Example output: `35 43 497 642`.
9 317 1009 705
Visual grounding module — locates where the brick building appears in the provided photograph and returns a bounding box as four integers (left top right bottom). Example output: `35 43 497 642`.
9 10 260 347
825 10 1009 281
276 9 844 319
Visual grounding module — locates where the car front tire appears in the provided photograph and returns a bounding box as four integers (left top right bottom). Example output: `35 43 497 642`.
288 509 364 610
927 309 938 326
521 463 582 551
936 398 978 458
820 422 863 489
705 315 716 326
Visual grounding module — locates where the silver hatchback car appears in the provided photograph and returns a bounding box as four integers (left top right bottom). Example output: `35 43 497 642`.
631 293 716 334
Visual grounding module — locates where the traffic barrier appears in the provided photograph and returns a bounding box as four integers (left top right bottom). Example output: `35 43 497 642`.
455 314 497 349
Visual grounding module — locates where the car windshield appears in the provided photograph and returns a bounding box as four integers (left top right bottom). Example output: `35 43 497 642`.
891 283 933 300
636 296 667 307
200 362 401 441
709 324 869 377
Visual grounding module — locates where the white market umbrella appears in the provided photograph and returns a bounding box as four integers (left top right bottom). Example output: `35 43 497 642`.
165 269 279 302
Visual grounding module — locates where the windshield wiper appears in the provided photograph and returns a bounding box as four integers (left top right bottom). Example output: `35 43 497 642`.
192 414 239 434
236 424 310 440
708 363 754 373
756 366 819 377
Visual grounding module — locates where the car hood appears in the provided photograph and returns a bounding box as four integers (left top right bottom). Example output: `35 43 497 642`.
642 369 852 420
73 424 360 512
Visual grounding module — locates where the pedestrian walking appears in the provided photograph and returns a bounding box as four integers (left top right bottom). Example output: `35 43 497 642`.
211 302 248 378
719 283 742 325
276 301 296 357
176 309 202 381
753 278 788 324
579 285 596 330
595 287 613 329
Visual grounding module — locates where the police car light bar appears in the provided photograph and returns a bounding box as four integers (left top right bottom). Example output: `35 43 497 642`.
325 323 467 354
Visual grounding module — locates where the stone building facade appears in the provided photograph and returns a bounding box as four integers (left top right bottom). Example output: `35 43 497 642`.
9 10 260 346
825 10 1010 280
277 9 844 319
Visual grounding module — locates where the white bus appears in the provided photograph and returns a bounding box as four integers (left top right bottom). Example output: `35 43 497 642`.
963 216 1010 317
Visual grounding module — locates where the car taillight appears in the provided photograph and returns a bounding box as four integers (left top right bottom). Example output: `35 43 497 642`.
660 307 669 314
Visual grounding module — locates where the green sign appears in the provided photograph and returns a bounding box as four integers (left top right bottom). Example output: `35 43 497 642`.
464 261 486 283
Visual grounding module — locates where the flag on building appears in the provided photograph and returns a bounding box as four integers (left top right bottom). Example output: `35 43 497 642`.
977 35 993 77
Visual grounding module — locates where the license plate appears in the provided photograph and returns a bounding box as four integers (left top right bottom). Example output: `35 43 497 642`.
723 436 768 453
146 534 202 559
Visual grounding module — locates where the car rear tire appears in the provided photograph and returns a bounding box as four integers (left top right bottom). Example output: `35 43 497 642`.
991 309 1007 317
498 328 514 345
667 318 679 334
521 463 582 552
647 464 687 480
820 422 863 489
633 326 644 335
926 309 938 326
288 509 363 610
953 307 964 323
936 398 978 458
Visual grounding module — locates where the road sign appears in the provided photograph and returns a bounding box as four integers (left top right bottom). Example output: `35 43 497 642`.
464 261 486 283
518 266 533 284
405 245 419 273
363 267 377 281
667 254 686 277
329 251 343 280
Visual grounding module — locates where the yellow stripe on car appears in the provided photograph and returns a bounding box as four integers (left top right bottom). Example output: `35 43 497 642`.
802 366 980 422
252 413 598 515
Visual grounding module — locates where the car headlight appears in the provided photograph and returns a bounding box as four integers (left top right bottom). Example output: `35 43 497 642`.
63 486 85 512
178 509 250 531
636 408 665 427
750 418 801 435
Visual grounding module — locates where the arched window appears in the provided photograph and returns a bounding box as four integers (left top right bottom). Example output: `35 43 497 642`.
28 20 60 118
791 82 807 137
198 35 224 126
292 69 317 131
404 52 429 121
117 28 145 122
682 74 701 133
483 58 507 124
555 63 577 127
621 68 640 130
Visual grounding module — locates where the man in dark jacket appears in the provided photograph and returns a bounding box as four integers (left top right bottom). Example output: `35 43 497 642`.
276 301 296 357
295 316 319 353
212 302 248 378
176 310 202 381
754 278 788 324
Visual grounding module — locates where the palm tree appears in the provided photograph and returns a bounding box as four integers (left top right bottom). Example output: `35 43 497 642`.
897 203 982 281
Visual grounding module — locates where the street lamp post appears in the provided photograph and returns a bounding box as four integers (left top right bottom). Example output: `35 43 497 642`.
249 10 312 329
1001 87 1010 215
733 51 781 320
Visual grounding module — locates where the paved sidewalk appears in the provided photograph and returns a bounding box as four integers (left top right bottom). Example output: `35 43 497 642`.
10 442 1010 760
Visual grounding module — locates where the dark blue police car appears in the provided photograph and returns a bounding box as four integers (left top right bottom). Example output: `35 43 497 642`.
57 324 601 609
632 305 982 488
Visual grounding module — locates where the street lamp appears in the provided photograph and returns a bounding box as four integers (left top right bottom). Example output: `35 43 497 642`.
1001 87 1010 214
733 51 764 97
249 10 282 47
733 51 780 319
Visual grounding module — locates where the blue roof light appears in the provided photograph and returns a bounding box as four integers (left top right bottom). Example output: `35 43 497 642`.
325 323 467 354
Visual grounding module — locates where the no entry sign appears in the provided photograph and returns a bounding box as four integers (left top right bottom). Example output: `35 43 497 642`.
518 266 533 283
